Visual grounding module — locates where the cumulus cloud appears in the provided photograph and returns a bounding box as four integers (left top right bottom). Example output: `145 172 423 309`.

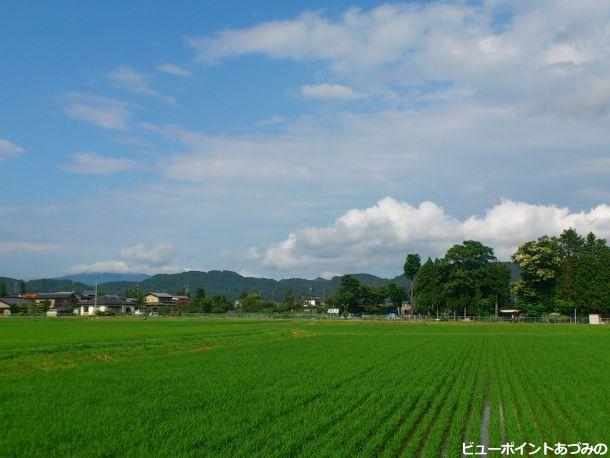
70 243 184 274
157 62 193 77
61 152 139 174
301 84 364 100
0 139 25 160
260 197 610 275
108 66 176 105
61 92 132 130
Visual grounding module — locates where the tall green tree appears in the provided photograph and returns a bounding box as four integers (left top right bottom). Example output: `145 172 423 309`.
573 233 610 315
444 241 498 317
403 253 421 313
555 228 585 306
0 281 7 297
338 275 361 314
283 289 295 309
511 236 562 314
484 262 512 316
414 258 446 316
387 283 406 311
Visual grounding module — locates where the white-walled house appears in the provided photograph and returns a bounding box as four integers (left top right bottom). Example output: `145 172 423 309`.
77 295 135 316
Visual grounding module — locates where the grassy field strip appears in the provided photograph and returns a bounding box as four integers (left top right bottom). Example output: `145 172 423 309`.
0 318 285 349
416 340 481 458
304 339 437 456
0 327 314 376
378 342 467 457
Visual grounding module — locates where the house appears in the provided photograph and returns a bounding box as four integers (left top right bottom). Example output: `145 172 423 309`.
142 292 174 306
0 297 31 316
399 301 412 315
77 295 135 316
171 295 191 306
35 292 80 309
303 296 324 310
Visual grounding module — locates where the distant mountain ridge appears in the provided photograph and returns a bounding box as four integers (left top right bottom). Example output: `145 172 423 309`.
1 263 519 301
55 272 150 285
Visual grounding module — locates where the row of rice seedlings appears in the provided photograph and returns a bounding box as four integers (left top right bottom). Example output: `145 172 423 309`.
265 335 440 455
508 337 607 443
309 338 440 456
416 339 482 458
205 341 380 452
496 338 551 444
493 337 527 443
379 340 469 456
458 342 486 455
487 336 506 448
348 341 461 457
235 350 399 456
508 339 578 443
438 339 484 458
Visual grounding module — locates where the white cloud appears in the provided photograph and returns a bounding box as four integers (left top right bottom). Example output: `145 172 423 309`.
0 139 25 160
119 243 174 267
61 92 132 130
260 197 610 275
0 241 61 253
301 83 364 100
189 2 610 117
108 66 176 105
61 152 139 174
254 115 285 127
70 244 184 274
157 62 193 77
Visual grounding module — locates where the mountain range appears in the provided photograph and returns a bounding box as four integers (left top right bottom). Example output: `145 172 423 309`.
1 264 520 301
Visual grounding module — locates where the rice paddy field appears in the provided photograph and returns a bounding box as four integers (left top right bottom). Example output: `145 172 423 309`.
0 318 608 457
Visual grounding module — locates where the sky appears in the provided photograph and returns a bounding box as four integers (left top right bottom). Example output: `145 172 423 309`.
2 0 610 280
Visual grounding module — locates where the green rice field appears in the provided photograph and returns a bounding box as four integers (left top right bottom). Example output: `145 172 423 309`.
0 318 608 457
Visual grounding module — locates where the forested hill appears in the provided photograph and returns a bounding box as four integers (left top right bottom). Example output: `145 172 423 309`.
2 262 519 301
99 271 412 301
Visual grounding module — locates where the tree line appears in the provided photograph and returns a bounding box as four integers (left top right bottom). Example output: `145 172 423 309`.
322 228 610 317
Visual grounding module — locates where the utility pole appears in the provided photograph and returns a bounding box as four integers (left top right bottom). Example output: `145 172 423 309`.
94 275 98 317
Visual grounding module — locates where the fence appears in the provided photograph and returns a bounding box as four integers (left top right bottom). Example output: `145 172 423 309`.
5 311 607 324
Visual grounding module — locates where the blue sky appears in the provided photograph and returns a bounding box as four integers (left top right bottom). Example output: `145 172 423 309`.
2 1 610 279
